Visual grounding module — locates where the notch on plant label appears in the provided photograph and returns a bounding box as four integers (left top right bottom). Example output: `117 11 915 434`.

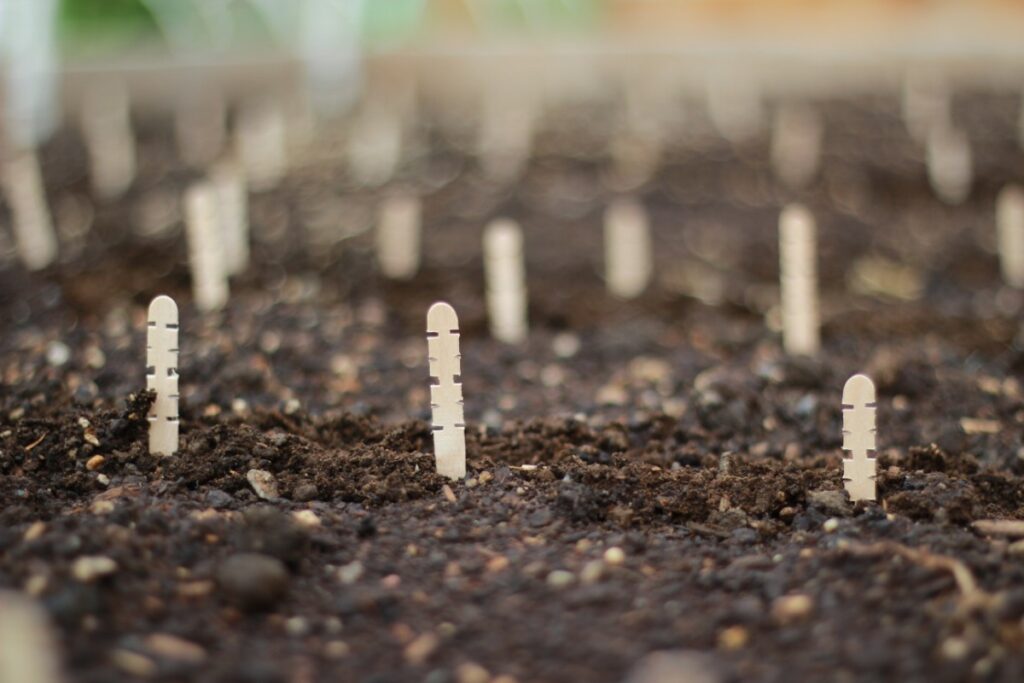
427 302 466 480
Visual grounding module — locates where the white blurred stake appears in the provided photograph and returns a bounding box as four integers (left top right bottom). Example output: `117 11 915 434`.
235 98 287 191
997 184 1024 288
348 101 403 187
184 182 228 312
477 87 536 181
1 149 57 270
175 88 227 167
0 591 63 683
902 69 951 144
926 125 972 206
779 204 819 356
842 373 877 502
147 295 179 456
706 76 762 143
771 104 823 190
79 80 135 199
376 193 421 279
483 219 528 344
211 162 249 275
427 301 466 480
604 198 652 299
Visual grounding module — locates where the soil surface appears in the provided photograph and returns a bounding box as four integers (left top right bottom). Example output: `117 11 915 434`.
3 95 1024 683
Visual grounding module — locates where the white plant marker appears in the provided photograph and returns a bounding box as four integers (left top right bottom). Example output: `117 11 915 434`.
427 302 466 480
925 125 972 206
0 591 63 683
902 69 951 144
348 100 403 187
477 86 537 181
770 104 823 190
706 75 763 143
211 162 249 275
604 198 652 299
779 204 820 356
997 185 1024 288
235 98 287 191
184 182 228 312
175 88 227 167
376 193 421 280
147 295 179 456
483 219 528 344
79 80 135 199
842 373 877 502
1 149 57 270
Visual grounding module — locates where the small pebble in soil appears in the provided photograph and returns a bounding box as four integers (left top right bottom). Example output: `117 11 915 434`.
337 561 364 585
718 625 749 650
806 489 852 517
823 518 840 533
246 469 280 500
771 594 814 624
603 546 626 565
46 341 71 367
216 553 289 611
455 662 491 683
546 570 575 589
71 556 118 582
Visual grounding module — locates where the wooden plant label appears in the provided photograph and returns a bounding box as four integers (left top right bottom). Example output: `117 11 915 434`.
427 302 466 480
842 373 877 502
147 295 180 456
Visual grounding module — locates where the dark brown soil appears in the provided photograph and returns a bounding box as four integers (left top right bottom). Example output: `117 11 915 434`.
4 94 1024 683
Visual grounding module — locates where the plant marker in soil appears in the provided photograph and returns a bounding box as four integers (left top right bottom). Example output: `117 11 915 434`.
926 125 972 206
184 181 229 312
211 161 249 276
779 204 819 356
147 295 180 456
1 149 57 270
235 97 287 191
771 103 823 190
604 198 652 299
996 184 1024 288
477 85 536 182
175 88 227 168
484 218 528 344
427 302 466 480
376 193 421 280
902 69 951 144
842 373 877 502
0 591 63 683
80 79 135 199
348 100 404 187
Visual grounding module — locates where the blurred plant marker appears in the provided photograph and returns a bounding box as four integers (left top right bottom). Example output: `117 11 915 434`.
184 182 229 312
926 125 972 206
484 218 528 344
0 591 64 683
477 85 536 181
604 198 652 299
235 97 287 191
996 185 1024 288
427 302 466 480
771 104 823 190
147 295 179 456
175 88 227 168
376 193 421 280
706 75 762 143
348 97 404 187
1 149 57 270
902 69 951 144
79 80 135 199
211 162 249 276
779 204 819 356
842 374 877 502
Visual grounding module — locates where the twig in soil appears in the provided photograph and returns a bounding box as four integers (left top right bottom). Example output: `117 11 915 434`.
842 374 877 502
996 184 1024 288
779 204 819 356
841 541 993 611
147 295 180 456
427 302 466 480
484 219 528 344
604 198 652 300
